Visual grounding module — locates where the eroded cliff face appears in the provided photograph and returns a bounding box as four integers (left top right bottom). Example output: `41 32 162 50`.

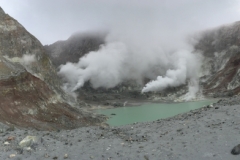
0 7 105 130
196 21 240 97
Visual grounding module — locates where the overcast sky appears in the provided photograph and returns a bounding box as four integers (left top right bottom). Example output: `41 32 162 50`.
0 0 240 45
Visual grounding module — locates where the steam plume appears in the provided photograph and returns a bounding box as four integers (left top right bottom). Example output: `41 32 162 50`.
59 33 202 96
57 1 208 99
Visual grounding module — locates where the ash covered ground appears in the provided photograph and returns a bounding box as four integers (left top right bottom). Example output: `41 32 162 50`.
1 96 240 160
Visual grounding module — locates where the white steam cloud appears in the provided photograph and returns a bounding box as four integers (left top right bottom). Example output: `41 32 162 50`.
56 1 216 99
59 33 202 97
141 51 200 93
1 0 238 100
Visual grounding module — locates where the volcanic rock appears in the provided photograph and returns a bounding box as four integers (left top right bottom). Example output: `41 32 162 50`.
0 7 106 130
231 144 240 155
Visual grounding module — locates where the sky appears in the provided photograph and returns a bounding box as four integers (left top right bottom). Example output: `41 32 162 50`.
0 0 240 45
1 0 240 98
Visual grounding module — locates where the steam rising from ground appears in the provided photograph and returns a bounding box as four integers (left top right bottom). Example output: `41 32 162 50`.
2 1 240 100
141 51 201 93
59 32 202 99
57 1 208 100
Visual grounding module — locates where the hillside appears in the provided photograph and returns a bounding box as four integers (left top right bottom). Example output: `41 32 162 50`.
0 7 105 130
196 21 240 97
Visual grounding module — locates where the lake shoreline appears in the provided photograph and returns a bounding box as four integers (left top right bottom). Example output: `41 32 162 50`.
96 99 218 126
0 96 239 159
88 97 218 110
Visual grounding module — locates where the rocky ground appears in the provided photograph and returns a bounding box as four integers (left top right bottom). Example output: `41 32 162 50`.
0 96 239 160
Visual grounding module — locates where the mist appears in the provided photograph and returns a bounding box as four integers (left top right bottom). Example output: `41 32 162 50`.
1 0 240 45
57 1 209 99
2 0 238 99
58 0 240 99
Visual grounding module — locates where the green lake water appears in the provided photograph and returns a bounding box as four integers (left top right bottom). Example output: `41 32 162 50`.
96 99 217 126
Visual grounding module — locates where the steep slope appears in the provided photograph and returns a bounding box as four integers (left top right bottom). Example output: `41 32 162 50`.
0 57 103 130
196 21 240 97
0 7 105 130
0 7 65 95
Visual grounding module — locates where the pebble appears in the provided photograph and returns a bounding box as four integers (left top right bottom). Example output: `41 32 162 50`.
9 154 16 158
231 144 240 155
6 136 15 141
64 154 68 159
44 153 49 158
19 136 40 148
144 155 149 160
4 141 10 145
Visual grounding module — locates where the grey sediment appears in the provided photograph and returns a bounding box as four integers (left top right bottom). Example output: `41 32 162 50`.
0 96 239 160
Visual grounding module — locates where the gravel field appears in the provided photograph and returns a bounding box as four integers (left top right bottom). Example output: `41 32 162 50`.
1 97 240 160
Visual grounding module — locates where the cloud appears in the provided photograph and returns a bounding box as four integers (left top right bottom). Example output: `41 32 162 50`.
0 0 240 44
59 25 202 97
141 50 200 93
1 0 240 100
56 0 239 99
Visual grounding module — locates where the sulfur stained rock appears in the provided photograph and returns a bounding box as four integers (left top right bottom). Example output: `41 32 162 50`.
19 136 40 149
